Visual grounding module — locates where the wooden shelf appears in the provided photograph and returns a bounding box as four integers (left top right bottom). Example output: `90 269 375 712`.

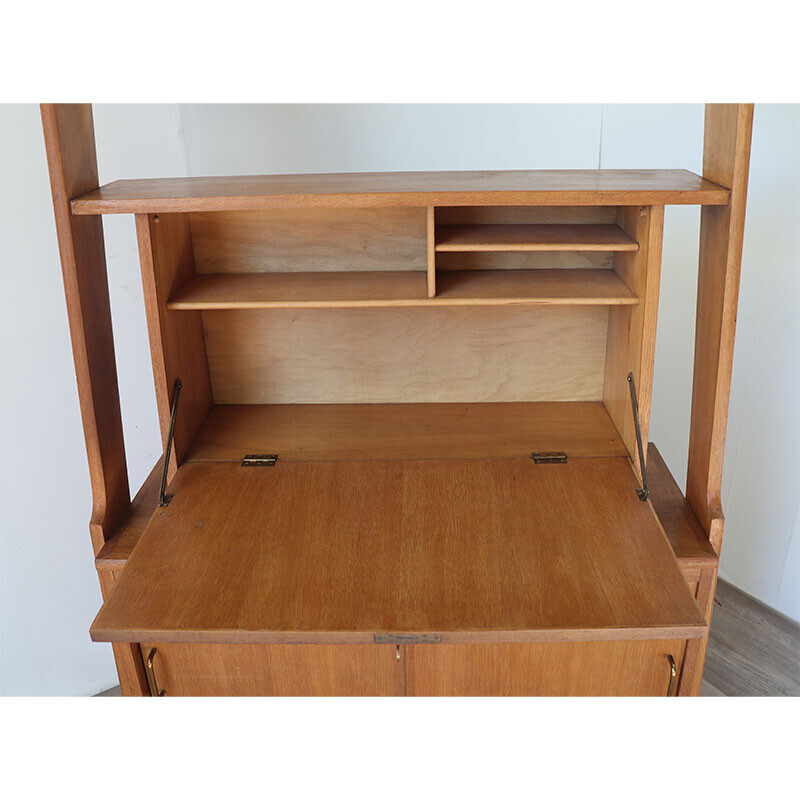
185 401 628 462
167 269 637 310
435 224 639 252
71 169 730 214
90 457 707 645
168 271 427 309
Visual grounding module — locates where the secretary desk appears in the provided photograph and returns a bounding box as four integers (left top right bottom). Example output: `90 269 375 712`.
42 104 753 696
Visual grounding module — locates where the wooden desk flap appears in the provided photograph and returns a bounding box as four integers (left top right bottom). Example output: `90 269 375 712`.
91 458 706 644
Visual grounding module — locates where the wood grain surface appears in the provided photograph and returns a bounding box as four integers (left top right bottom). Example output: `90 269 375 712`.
95 458 162 571
141 643 404 696
71 169 730 214
435 223 638 252
41 104 130 552
91 457 705 644
185 401 628 462
406 639 686 696
603 206 664 473
687 104 754 552
189 207 426 273
201 306 609 404
136 213 213 466
647 444 718 570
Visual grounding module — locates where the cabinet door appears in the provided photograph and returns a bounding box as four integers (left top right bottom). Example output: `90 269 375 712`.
140 643 404 696
406 640 685 696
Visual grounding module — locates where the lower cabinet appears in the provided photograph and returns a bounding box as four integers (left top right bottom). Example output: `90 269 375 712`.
141 643 405 696
405 640 686 696
140 639 686 697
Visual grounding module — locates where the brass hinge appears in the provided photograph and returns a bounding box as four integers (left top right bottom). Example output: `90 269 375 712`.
531 451 567 464
242 454 278 467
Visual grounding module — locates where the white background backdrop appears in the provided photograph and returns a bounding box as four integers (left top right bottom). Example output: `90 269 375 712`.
1 103 798 695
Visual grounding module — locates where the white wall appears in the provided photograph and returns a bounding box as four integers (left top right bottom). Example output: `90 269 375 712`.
1 104 797 695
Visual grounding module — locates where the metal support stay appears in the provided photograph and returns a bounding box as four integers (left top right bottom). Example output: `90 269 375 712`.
627 372 649 502
159 379 182 507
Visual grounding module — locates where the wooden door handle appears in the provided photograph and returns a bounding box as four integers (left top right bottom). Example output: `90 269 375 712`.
666 654 677 697
145 647 166 696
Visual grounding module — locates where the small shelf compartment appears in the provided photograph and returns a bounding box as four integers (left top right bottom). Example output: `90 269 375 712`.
167 268 637 309
435 223 639 252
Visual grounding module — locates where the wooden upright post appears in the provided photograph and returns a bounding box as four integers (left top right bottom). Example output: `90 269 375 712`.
41 104 130 555
686 104 754 554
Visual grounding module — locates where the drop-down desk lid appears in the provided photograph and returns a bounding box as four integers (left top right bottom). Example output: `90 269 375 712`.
91 457 706 644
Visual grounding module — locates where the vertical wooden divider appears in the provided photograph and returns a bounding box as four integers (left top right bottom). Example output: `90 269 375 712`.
426 206 436 297
687 104 754 553
603 205 665 480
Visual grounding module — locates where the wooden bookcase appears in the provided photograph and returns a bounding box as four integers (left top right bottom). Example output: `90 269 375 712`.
42 104 753 696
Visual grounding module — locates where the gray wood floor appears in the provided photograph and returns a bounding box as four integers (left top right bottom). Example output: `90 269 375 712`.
95 578 800 697
701 578 799 696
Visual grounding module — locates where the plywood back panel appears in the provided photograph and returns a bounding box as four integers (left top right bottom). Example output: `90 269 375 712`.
436 251 613 270
189 208 427 273
433 206 618 225
202 306 608 404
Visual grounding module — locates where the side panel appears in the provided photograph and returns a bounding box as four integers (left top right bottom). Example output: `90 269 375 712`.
136 213 213 467
603 205 664 477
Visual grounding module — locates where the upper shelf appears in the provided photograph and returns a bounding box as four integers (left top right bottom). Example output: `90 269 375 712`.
435 223 639 252
70 169 730 214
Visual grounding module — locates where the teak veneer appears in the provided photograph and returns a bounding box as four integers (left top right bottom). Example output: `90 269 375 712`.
43 104 752 696
71 169 730 214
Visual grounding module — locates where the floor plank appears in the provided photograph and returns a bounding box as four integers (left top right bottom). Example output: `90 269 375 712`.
702 579 800 696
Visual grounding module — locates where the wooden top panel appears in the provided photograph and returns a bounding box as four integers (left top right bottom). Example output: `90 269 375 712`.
72 170 730 214
91 458 705 644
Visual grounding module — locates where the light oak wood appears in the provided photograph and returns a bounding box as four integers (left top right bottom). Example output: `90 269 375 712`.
647 443 718 570
687 104 754 552
677 567 718 696
435 210 616 269
436 251 614 270
170 271 429 309
141 643 404 696
435 206 618 225
435 224 639 252
426 206 436 297
434 269 636 305
98 571 149 696
43 104 751 697
202 306 609 404
96 457 162 571
136 214 213 466
40 104 130 553
185 401 628 462
189 208 426 273
406 640 686 696
94 432 718 584
71 169 731 214
603 206 664 475
91 458 705 645
166 269 637 310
